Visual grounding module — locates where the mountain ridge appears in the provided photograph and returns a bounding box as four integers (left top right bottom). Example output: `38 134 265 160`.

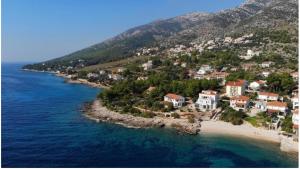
24 0 298 70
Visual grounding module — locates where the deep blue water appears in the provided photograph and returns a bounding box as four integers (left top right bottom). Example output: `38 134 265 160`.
1 63 298 168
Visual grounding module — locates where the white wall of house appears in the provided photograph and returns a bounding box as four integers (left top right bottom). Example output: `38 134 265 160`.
230 100 249 111
226 86 245 97
164 96 185 108
195 93 219 111
258 94 278 101
292 97 299 110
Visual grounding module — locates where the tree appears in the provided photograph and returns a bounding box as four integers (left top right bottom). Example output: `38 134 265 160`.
171 113 180 119
220 107 246 125
281 116 293 133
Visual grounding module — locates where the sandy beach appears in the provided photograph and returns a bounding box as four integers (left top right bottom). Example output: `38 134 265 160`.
201 120 281 143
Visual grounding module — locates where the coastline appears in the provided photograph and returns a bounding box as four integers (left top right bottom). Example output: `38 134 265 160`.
22 68 299 153
86 99 299 153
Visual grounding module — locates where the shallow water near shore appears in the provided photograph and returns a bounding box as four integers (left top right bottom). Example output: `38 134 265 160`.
2 63 298 167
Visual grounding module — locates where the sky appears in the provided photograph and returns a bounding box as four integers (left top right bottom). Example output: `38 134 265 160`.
2 0 244 63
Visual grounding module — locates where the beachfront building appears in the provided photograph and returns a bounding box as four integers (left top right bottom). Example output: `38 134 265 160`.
164 93 185 108
266 101 288 118
230 95 250 112
292 109 299 136
226 79 247 97
195 90 219 111
249 80 265 91
292 95 299 110
258 92 279 101
87 73 99 79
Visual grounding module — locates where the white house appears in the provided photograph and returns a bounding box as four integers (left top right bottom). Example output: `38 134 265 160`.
87 73 99 79
195 90 219 111
260 61 274 68
261 71 270 77
266 101 288 115
239 49 260 60
255 100 267 111
249 80 266 91
108 74 123 81
226 79 247 97
142 60 153 70
164 93 185 108
230 95 250 111
197 65 213 75
258 92 279 101
292 95 299 110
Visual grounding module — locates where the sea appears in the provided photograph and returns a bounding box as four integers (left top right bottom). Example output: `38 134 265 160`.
1 63 298 167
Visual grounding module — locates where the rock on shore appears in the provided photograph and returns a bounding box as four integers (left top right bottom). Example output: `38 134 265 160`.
84 100 201 135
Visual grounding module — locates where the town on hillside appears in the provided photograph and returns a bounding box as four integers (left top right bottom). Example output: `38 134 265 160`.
29 31 299 141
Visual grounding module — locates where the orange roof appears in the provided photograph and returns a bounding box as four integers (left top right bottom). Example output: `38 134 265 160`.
231 95 249 101
267 101 287 107
201 90 218 95
258 92 279 97
165 93 184 101
226 79 245 87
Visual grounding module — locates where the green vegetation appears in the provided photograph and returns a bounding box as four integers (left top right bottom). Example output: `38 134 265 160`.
281 116 293 133
266 73 296 95
99 69 220 117
220 107 246 125
244 116 259 127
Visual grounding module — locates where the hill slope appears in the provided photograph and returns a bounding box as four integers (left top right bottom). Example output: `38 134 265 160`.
24 0 298 70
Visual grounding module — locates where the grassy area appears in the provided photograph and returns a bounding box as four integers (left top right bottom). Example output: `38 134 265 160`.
79 55 154 72
244 116 259 127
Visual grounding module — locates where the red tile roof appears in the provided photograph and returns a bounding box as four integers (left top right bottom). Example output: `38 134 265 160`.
226 79 245 87
267 101 287 107
231 95 249 102
165 93 184 101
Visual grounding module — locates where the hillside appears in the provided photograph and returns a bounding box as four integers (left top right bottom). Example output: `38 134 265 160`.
23 0 298 70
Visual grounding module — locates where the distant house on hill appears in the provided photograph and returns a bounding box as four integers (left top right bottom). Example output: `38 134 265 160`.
249 80 266 91
164 93 185 108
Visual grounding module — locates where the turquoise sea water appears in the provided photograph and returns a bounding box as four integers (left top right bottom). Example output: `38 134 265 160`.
1 63 298 167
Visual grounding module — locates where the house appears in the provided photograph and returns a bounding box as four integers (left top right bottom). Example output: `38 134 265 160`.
164 93 185 108
292 109 299 136
181 62 187 68
87 73 99 79
207 71 229 85
239 50 260 60
142 60 153 70
258 92 279 101
255 100 267 111
230 95 250 111
241 63 255 71
197 65 212 75
249 80 266 91
99 70 106 75
260 61 274 68
266 101 288 115
117 68 125 73
290 72 298 82
292 95 299 110
261 71 270 77
108 74 123 81
195 90 219 111
226 79 247 97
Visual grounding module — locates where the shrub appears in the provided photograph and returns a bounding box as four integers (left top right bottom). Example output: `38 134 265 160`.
171 113 180 119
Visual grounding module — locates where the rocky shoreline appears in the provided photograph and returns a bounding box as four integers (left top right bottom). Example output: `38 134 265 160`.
84 100 201 135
